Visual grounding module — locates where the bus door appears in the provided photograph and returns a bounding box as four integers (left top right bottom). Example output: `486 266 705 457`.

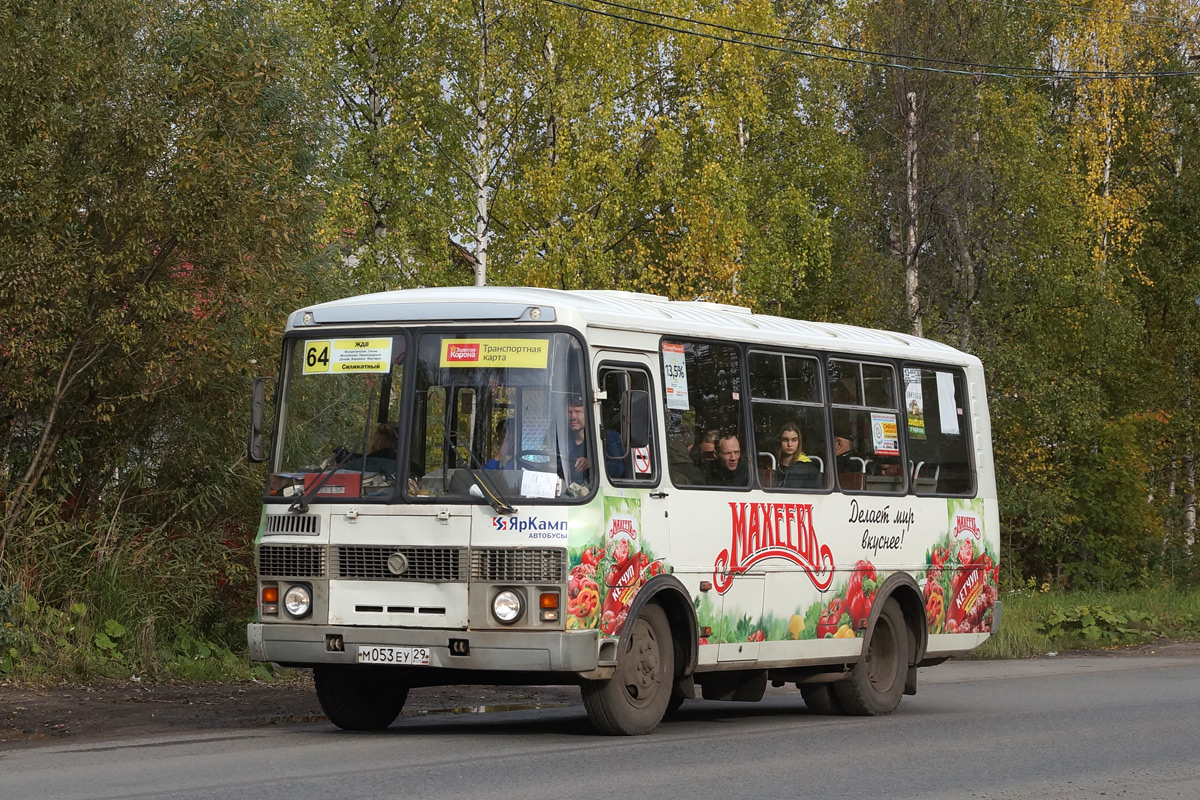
594 357 669 610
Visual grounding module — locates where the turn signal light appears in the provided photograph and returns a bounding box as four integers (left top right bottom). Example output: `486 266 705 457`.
262 587 279 603
539 592 559 609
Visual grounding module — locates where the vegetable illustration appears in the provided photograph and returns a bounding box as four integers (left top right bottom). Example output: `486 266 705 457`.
845 559 878 630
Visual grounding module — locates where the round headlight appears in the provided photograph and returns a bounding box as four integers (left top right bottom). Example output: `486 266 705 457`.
284 584 312 618
492 590 523 625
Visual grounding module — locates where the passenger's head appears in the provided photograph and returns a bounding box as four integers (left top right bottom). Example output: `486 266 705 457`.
567 394 586 434
717 435 741 471
777 422 801 461
495 418 513 457
699 428 719 461
369 422 397 454
834 435 852 456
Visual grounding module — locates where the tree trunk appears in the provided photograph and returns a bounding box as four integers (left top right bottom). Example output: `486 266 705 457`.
904 90 922 338
473 0 491 287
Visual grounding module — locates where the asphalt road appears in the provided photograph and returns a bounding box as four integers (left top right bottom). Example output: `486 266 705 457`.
2 653 1198 800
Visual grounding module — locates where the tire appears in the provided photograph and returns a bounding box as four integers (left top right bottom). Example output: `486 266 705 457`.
314 665 408 730
581 604 675 735
799 683 844 715
834 598 909 716
665 685 687 716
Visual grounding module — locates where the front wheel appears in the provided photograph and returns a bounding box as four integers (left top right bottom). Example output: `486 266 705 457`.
581 604 675 735
834 598 909 716
314 665 408 730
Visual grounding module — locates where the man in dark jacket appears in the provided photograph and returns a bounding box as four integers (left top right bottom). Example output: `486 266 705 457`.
707 434 748 486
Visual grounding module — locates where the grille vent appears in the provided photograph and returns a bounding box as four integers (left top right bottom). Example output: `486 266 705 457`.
471 548 566 583
335 546 467 582
258 544 325 578
264 514 320 536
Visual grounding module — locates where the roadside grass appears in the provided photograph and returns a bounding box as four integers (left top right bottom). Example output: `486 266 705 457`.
974 586 1200 660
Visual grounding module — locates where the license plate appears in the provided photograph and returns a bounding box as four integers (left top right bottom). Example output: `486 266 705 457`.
356 645 431 665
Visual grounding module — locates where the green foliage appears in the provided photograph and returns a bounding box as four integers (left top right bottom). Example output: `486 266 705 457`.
976 587 1200 659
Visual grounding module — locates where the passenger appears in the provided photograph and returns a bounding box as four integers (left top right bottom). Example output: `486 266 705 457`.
566 395 624 483
665 412 703 485
775 422 819 489
834 434 858 472
691 428 720 468
707 434 748 486
366 422 398 460
484 418 515 470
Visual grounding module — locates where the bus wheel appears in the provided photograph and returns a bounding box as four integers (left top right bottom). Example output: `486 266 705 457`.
799 683 844 715
834 598 908 716
314 665 408 730
581 604 674 735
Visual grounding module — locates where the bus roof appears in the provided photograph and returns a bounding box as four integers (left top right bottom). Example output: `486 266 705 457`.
288 286 978 366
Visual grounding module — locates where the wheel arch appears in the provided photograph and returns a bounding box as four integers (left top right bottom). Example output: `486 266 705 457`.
871 572 927 666
622 574 698 681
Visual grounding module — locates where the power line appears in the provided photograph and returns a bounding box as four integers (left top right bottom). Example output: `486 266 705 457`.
971 0 1199 30
540 0 1200 80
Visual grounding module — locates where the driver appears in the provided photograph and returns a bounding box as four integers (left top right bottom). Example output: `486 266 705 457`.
566 394 624 483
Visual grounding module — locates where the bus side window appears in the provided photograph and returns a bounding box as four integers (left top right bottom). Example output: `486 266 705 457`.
599 365 657 485
829 359 905 494
904 366 974 496
660 340 748 489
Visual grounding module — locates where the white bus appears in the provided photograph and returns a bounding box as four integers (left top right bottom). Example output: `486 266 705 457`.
247 287 1000 735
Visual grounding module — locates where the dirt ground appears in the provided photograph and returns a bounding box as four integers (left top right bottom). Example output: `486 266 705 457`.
2 640 1197 750
0 674 578 750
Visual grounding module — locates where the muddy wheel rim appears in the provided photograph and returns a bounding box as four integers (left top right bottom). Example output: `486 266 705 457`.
866 616 899 691
618 616 663 709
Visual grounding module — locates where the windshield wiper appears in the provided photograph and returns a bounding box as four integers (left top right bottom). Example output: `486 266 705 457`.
289 445 352 514
443 432 514 516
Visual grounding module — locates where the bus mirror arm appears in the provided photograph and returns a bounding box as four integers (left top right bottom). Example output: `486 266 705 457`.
247 376 274 463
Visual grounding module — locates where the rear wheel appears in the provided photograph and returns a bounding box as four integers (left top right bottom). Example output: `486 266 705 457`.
581 604 674 735
799 683 844 715
314 665 408 730
834 598 908 715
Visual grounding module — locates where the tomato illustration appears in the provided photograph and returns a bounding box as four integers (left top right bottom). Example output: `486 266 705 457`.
817 598 848 639
845 559 878 630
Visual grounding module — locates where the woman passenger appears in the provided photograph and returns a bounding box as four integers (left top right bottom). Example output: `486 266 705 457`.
774 421 819 489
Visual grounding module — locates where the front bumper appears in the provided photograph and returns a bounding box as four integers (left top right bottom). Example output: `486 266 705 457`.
248 623 601 673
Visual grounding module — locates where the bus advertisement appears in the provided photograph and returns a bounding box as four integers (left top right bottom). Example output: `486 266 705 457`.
246 287 999 735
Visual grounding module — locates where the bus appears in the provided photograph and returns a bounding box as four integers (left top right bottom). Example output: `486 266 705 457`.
246 287 1000 735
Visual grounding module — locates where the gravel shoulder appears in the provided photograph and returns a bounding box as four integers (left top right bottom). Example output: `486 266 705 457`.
3 639 1197 750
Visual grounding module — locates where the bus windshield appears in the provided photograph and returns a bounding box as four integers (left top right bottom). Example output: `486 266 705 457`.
407 331 589 502
268 335 407 500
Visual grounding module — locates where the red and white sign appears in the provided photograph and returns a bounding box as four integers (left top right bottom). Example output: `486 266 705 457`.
633 446 651 474
713 502 835 593
445 342 480 362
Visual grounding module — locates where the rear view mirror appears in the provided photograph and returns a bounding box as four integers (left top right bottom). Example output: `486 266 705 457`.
626 389 650 449
247 377 273 463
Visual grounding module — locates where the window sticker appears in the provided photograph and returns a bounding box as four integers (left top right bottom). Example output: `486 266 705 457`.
904 368 926 440
633 446 652 474
303 338 393 374
936 372 960 435
870 412 900 456
439 339 549 369
662 342 689 410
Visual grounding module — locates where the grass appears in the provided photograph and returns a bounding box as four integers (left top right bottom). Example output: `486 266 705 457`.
973 586 1200 660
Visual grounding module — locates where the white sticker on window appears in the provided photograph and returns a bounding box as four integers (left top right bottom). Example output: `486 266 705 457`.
520 469 558 499
937 371 960 435
904 368 926 440
662 343 689 410
870 412 900 456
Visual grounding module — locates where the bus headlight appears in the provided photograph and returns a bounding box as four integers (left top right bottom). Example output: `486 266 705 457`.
492 590 523 625
283 584 312 618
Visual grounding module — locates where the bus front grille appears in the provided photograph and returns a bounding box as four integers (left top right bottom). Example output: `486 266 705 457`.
335 546 468 582
263 514 320 535
470 548 566 583
258 544 326 578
